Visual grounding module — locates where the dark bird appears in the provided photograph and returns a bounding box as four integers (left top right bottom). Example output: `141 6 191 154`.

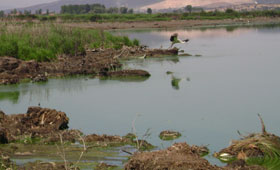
169 33 189 48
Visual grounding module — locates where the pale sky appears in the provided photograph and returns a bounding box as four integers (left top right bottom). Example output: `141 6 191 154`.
0 0 58 10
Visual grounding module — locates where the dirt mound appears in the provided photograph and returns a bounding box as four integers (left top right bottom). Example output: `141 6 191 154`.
100 70 151 78
125 142 220 170
0 47 178 85
0 107 69 143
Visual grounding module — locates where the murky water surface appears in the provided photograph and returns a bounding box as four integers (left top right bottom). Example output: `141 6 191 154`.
1 25 280 166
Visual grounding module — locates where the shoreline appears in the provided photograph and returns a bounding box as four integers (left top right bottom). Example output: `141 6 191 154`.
62 17 280 30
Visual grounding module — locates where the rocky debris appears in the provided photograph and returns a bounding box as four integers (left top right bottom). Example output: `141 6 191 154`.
100 70 151 78
159 130 182 141
125 142 220 170
0 107 69 143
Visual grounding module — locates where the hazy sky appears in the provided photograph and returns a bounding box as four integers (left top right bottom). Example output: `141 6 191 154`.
0 0 58 10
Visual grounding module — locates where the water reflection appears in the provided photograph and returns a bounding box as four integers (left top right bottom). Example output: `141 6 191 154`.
0 91 20 103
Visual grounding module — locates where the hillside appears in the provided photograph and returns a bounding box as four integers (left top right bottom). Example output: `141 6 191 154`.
257 0 280 4
7 0 163 13
5 0 280 13
141 0 254 10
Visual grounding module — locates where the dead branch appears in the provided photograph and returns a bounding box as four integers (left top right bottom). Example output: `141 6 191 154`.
258 113 267 135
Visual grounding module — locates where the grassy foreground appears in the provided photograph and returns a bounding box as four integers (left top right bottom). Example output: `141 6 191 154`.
0 23 139 62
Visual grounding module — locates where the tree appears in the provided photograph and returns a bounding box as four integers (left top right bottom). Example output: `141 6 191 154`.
147 8 152 14
185 5 192 13
128 9 134 14
46 9 49 15
24 10 31 15
120 7 128 14
11 9 17 15
107 7 119 14
0 11 4 17
225 8 235 14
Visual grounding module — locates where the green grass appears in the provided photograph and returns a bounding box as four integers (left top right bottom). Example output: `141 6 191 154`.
8 9 278 23
0 23 139 62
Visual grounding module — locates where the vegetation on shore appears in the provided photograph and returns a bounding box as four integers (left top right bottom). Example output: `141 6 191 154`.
0 23 139 62
1 9 280 22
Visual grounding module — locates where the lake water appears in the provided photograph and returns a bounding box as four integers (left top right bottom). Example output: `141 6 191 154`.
1 25 280 166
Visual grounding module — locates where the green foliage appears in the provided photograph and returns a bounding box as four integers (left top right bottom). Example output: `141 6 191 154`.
0 11 4 18
0 24 139 61
61 3 133 15
147 8 152 14
185 5 193 13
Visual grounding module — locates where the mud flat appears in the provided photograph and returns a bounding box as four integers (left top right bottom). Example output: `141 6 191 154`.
0 47 178 85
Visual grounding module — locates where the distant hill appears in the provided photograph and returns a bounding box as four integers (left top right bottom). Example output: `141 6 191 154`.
6 0 163 13
257 0 280 4
5 0 280 14
141 0 255 10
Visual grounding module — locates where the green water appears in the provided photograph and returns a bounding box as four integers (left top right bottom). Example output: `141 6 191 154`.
1 25 280 167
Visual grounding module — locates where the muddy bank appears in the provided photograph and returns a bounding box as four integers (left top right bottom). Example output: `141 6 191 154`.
125 142 219 170
125 142 265 170
63 17 280 30
0 47 178 85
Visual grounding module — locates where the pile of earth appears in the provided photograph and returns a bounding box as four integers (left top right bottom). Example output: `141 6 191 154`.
0 47 178 85
125 142 266 170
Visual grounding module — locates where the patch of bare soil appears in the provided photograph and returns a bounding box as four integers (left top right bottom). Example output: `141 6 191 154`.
0 47 178 85
125 142 221 170
125 142 266 170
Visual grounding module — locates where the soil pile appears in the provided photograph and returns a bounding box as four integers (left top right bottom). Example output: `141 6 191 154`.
125 142 220 170
0 47 178 85
0 107 69 143
100 70 151 78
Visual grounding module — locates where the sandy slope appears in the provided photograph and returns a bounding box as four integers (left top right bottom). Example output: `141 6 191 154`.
141 0 254 10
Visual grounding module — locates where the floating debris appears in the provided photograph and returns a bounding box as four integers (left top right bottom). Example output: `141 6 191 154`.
159 130 182 141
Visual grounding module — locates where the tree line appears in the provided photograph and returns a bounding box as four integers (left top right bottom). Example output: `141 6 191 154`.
61 4 134 14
